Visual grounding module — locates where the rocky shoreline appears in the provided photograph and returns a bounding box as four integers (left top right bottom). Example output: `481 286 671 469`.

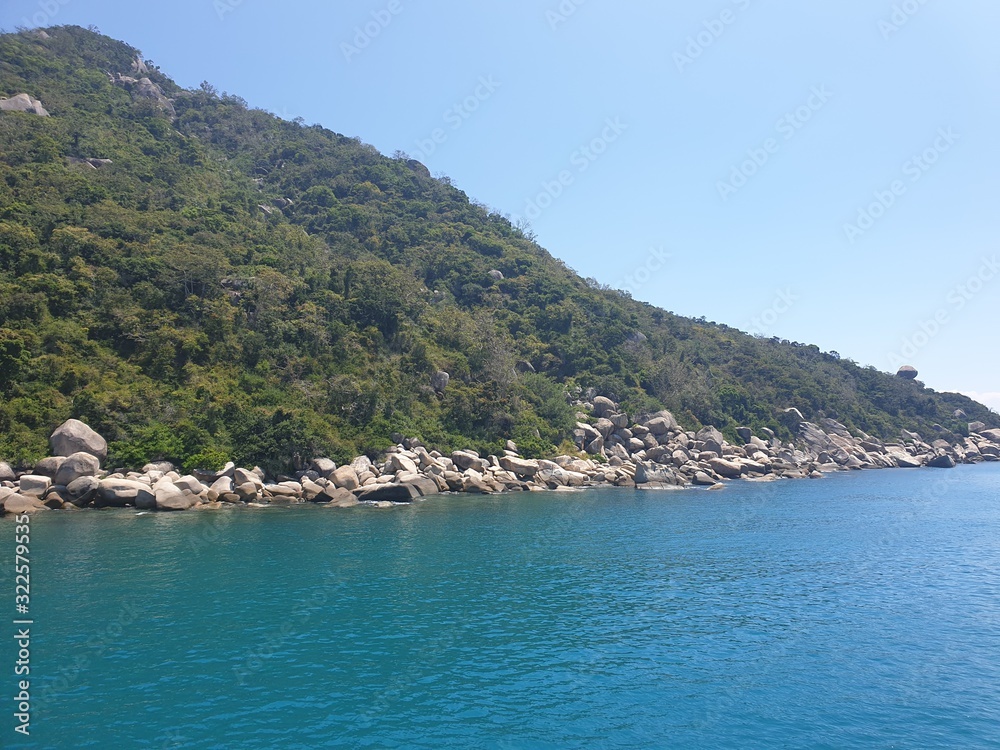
2 397 999 515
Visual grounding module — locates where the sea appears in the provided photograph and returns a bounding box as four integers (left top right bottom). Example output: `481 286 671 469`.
4 463 1000 749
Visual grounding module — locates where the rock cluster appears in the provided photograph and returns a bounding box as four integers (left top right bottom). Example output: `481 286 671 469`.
108 72 175 117
2 408 999 515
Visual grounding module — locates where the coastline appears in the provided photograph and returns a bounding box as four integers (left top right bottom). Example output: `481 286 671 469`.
2 397 999 515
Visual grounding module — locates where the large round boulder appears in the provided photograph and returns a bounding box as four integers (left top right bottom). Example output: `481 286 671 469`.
50 419 108 465
896 366 918 380
54 452 101 487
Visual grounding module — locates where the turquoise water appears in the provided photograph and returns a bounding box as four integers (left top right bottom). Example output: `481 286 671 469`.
4 464 1000 749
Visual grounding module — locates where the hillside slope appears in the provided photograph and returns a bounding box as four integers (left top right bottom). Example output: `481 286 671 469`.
0 26 995 472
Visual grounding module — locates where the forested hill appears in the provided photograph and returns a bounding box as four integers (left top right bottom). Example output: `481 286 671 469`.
0 26 994 472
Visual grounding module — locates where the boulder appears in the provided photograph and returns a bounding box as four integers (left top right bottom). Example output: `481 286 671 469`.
896 365 918 380
401 475 440 498
499 456 538 478
968 421 987 434
155 486 199 511
97 478 155 508
32 456 66 478
384 453 418 475
697 426 725 447
50 419 108 465
0 462 14 482
451 450 488 472
736 427 753 444
888 452 922 469
2 494 48 514
693 472 717 486
320 486 357 506
592 396 617 417
708 457 742 479
0 93 49 116
431 371 450 392
331 465 360 490
981 429 1000 443
634 463 679 485
309 458 337 478
357 483 421 503
18 475 51 497
927 453 956 469
65 476 100 507
53 452 101 487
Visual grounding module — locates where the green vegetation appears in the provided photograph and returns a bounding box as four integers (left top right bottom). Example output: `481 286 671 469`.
0 26 995 473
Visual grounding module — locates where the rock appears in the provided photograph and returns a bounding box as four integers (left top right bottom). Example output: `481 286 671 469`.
499 456 538 477
235 482 260 502
462 474 493 493
451 450 488 472
697 426 725 447
431 371 450 393
968 421 987 434
142 461 175 474
65 476 100 507
402 476 440 497
208 476 234 500
888 451 922 469
234 468 260 487
634 463 679 485
708 457 742 479
174 475 207 495
50 419 108 465
156 485 199 511
0 93 49 117
927 453 956 469
309 458 337 478
645 417 675 436
0 462 14 482
53 452 101 487
97 478 155 508
488 269 504 281
320 486 357 506
384 453 418 475
32 456 66 478
357 483 421 503
18 475 51 497
693 472 716 486
592 396 617 417
331 465 360 490
736 427 753 444
981 429 1000 443
896 365 918 380
2 494 48 514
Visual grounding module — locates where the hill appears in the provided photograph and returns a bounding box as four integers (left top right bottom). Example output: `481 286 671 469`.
0 25 995 473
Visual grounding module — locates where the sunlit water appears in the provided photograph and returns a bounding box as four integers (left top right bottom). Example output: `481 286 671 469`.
4 464 1000 749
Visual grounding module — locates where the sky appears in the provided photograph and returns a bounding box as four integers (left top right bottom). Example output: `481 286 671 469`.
2 0 998 412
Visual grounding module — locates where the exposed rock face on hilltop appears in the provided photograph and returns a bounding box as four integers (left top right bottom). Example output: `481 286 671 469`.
0 93 49 116
897 366 919 380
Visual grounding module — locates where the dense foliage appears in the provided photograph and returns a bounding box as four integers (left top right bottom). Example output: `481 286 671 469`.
0 26 994 473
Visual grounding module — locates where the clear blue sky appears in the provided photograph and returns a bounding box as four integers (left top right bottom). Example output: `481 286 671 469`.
3 0 998 412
